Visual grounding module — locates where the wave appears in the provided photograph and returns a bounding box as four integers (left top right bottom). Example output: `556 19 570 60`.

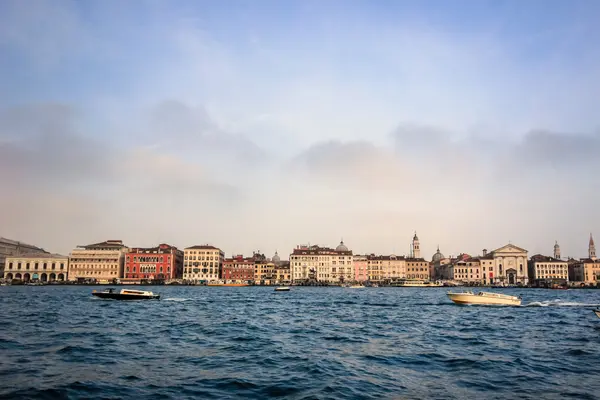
523 300 600 307
163 298 192 302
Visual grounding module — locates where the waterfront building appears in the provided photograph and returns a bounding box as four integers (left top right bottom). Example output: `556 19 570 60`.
183 245 225 283
405 257 430 280
222 254 255 283
68 240 129 283
367 254 406 282
479 244 529 285
354 255 368 282
0 237 48 278
431 246 450 280
4 253 69 282
436 254 470 281
254 253 275 285
528 254 568 285
274 261 291 284
124 244 183 283
572 259 600 285
290 240 354 284
450 257 483 284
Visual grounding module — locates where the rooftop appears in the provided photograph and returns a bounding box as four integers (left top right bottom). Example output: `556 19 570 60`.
185 245 220 250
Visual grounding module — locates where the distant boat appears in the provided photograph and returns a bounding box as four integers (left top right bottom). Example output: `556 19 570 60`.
274 286 290 292
349 285 365 288
92 288 160 300
207 281 249 287
395 280 442 287
447 291 521 306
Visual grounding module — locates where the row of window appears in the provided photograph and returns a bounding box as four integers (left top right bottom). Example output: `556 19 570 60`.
7 262 66 270
185 256 217 261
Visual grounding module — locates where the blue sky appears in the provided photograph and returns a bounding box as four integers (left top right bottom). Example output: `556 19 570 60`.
1 0 599 258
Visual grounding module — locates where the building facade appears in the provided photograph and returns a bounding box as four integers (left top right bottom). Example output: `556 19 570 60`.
528 254 568 284
451 257 483 284
481 244 529 285
183 245 225 283
124 244 183 282
4 253 69 282
68 240 129 282
290 241 354 284
354 255 368 282
274 262 291 284
222 254 255 283
572 259 600 285
405 258 430 280
0 237 48 278
367 254 406 282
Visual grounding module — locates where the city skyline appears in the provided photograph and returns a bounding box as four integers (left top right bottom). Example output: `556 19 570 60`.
1 0 599 258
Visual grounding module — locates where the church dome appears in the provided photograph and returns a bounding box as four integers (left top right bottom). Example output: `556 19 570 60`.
413 232 419 241
272 251 281 263
432 246 444 262
336 240 349 252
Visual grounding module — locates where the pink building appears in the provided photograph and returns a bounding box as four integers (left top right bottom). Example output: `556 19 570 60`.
354 255 368 282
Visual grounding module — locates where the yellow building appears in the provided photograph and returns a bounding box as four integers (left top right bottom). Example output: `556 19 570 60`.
4 253 69 282
572 259 600 285
366 255 406 282
68 240 129 282
290 241 354 284
183 245 224 283
405 258 429 280
255 261 275 285
274 262 291 284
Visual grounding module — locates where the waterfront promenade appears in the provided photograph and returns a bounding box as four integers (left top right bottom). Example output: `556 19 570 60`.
1 286 599 399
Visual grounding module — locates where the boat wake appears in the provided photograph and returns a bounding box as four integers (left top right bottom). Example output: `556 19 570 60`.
163 298 192 302
523 300 600 307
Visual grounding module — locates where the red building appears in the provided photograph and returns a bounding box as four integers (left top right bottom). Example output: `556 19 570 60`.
222 254 255 282
124 244 183 282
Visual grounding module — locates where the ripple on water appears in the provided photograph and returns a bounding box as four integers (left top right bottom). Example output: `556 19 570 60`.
1 286 600 399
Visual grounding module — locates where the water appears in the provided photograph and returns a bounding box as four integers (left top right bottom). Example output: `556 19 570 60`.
1 286 600 399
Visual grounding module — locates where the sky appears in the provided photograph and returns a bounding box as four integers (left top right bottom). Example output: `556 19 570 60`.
1 0 599 260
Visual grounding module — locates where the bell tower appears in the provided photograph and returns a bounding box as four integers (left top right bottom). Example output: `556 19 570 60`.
412 232 420 259
553 241 561 259
590 233 596 261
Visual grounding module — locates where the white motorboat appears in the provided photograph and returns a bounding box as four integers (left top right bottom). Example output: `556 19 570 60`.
447 291 521 306
274 286 290 292
349 285 364 289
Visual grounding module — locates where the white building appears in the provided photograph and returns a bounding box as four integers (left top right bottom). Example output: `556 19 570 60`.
290 240 354 284
4 253 69 282
481 244 529 285
183 245 225 283
528 254 568 283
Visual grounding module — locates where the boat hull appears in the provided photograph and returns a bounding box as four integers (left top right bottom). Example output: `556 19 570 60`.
92 292 160 300
447 292 521 306
594 310 600 319
274 287 290 291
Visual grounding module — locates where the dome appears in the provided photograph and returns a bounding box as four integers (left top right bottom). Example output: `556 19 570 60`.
336 240 349 252
432 246 444 262
413 232 419 241
272 251 281 263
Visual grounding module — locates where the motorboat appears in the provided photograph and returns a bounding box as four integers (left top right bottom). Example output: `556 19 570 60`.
274 286 290 292
447 291 521 306
349 285 365 288
594 309 600 319
92 288 160 300
395 280 443 287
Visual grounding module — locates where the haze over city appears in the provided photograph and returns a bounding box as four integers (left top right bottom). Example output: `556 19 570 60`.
1 0 599 258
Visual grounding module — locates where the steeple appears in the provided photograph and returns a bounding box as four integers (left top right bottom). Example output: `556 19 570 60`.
553 240 561 259
590 233 596 260
412 232 420 259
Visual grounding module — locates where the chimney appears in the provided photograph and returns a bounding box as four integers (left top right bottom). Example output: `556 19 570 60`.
482 249 487 256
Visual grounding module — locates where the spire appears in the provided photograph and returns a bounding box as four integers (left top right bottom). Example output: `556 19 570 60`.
590 233 595 246
590 233 596 260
